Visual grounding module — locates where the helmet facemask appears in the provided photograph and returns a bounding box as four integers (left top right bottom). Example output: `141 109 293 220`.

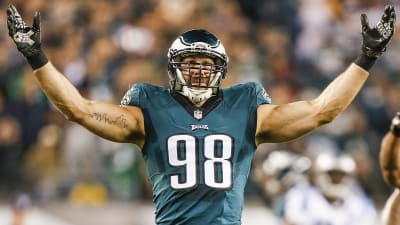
313 153 356 200
170 61 225 103
167 29 228 104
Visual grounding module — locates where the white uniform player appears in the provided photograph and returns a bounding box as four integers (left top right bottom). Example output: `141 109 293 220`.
280 153 378 225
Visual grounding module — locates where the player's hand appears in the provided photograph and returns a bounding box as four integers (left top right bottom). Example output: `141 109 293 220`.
7 4 42 57
6 4 48 69
390 112 400 137
361 5 396 58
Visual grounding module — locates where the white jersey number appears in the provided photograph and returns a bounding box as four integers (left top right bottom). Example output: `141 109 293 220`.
167 134 233 189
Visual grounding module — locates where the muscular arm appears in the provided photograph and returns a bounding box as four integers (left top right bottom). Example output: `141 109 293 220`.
380 131 400 188
255 63 368 145
34 63 145 148
6 5 145 148
255 6 395 145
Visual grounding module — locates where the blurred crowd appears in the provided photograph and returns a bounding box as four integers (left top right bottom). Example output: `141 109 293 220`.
0 0 400 212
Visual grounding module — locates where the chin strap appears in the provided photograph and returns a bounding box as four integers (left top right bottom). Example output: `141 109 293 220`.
181 86 213 104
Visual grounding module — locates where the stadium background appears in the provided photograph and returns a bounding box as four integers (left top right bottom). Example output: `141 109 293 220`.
0 0 400 224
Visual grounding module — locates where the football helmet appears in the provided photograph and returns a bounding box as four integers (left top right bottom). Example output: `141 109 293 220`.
167 29 228 103
313 153 356 200
252 150 311 199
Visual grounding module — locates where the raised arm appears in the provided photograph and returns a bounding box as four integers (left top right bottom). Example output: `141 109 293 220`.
380 113 400 187
256 5 396 145
256 64 367 144
6 5 145 147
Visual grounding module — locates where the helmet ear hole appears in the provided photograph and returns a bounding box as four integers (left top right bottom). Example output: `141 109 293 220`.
214 58 222 66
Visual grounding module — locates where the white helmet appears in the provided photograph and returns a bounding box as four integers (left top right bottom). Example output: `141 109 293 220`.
167 29 228 103
256 150 311 197
314 153 356 200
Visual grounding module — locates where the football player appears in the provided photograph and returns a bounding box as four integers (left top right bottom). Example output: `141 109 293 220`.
251 150 311 206
281 153 378 225
380 112 400 225
6 4 395 225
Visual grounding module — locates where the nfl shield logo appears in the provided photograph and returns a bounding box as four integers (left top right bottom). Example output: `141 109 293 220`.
193 109 203 120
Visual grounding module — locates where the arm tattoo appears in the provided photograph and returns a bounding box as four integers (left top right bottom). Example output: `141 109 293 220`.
89 112 128 129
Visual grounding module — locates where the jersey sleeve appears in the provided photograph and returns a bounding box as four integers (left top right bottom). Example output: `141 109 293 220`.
253 82 272 105
120 83 142 107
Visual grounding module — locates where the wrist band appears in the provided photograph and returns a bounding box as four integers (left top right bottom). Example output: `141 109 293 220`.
26 50 48 70
354 53 377 71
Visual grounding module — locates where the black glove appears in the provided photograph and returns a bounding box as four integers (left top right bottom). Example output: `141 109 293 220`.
355 5 396 70
7 4 48 70
390 112 400 137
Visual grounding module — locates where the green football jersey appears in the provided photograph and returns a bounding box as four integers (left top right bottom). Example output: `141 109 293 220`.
121 82 271 225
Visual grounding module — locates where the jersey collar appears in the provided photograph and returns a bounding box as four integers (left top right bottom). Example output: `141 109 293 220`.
171 91 223 120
